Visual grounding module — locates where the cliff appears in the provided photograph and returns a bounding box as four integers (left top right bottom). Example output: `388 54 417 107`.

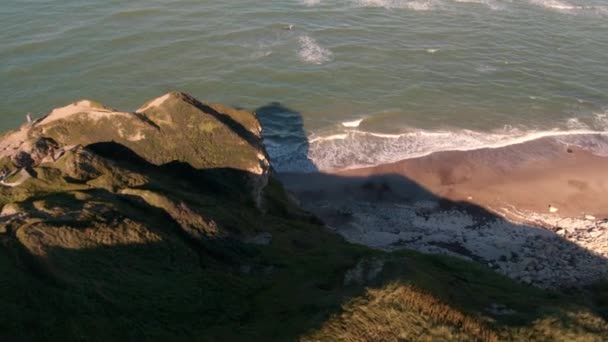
0 93 606 341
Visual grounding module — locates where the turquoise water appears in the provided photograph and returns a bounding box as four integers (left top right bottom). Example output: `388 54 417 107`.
2 0 608 170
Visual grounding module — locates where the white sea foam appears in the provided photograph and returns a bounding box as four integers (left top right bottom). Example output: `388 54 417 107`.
304 128 608 171
451 0 503 10
342 118 364 127
355 0 439 10
308 130 608 171
309 134 349 143
527 0 608 16
529 0 579 11
476 64 498 73
594 111 608 127
426 48 439 54
298 35 332 65
301 0 321 6
251 50 272 59
265 110 608 173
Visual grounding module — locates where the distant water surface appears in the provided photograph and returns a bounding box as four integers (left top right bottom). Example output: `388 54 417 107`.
1 0 607 170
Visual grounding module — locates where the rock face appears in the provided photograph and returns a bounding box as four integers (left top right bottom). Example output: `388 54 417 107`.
0 92 271 207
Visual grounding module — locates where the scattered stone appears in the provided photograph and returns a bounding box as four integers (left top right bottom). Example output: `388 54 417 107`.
548 205 558 213
299 194 608 289
585 214 596 220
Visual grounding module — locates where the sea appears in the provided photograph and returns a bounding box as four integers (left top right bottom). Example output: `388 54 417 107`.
1 0 607 171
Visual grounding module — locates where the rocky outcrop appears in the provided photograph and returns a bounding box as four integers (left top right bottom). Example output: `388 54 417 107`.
0 92 283 287
0 92 271 208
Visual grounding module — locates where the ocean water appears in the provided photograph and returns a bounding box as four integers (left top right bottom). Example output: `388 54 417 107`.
1 0 607 171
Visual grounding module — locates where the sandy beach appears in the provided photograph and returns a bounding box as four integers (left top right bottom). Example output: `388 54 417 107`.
339 135 608 219
280 134 608 288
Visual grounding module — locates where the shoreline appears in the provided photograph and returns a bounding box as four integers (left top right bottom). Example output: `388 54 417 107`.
303 129 608 172
280 134 608 288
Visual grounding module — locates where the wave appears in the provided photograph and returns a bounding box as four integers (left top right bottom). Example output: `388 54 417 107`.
355 0 439 10
451 0 504 10
264 110 608 172
529 0 578 11
528 0 608 16
301 0 322 6
346 0 608 15
306 128 608 171
298 35 333 65
342 118 365 128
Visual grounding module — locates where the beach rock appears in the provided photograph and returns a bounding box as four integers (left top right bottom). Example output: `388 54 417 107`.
292 193 608 289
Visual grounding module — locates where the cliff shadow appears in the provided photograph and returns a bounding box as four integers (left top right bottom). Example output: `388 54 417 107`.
254 102 318 172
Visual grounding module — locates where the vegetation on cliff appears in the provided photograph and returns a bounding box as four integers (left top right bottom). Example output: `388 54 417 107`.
0 93 606 341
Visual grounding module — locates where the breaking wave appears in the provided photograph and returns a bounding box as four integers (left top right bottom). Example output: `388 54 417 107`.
265 112 608 172
355 0 440 10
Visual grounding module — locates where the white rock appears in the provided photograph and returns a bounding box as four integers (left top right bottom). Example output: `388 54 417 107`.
589 230 604 238
548 205 558 213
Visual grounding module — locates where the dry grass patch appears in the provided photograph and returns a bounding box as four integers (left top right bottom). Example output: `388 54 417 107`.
303 282 498 342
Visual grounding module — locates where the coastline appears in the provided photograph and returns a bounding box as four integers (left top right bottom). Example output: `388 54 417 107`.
280 134 608 288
